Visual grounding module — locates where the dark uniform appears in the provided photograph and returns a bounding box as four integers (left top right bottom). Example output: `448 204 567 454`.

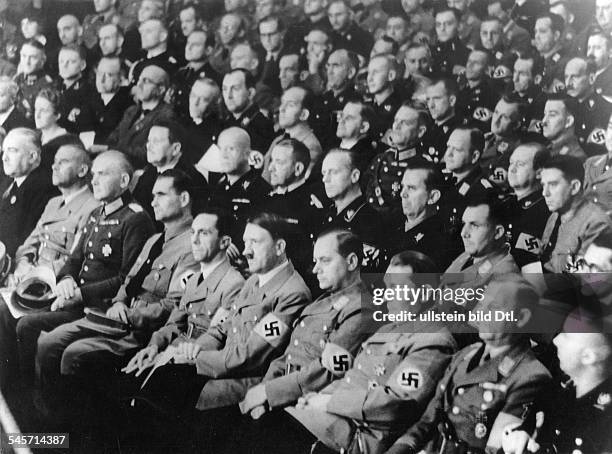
421 115 464 166
430 37 470 77
457 78 499 132
574 92 612 157
541 49 569 91
222 103 274 154
287 323 456 454
480 133 520 190
89 86 135 144
10 193 154 389
332 22 374 58
128 51 179 85
348 136 380 177
388 209 459 271
594 65 612 99
208 169 271 246
314 86 359 149
320 195 387 272
365 89 402 141
503 190 550 269
58 77 97 134
0 106 33 132
181 113 224 165
386 340 551 454
363 147 421 223
14 69 56 119
526 376 612 453
0 167 57 257
508 86 546 128
169 62 221 118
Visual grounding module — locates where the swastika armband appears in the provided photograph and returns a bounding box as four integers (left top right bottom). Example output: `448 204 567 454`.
321 342 353 376
253 313 288 347
588 128 606 145
389 365 424 396
515 232 541 254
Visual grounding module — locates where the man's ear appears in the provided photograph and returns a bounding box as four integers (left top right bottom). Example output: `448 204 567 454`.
299 107 310 122
417 124 427 139
79 59 86 72
534 74 542 86
348 65 357 80
350 168 360 183
588 72 596 85
388 68 397 82
117 34 125 48
294 161 305 177
247 86 256 101
120 172 131 189
470 149 481 165
346 251 359 271
180 190 191 208
275 238 287 256
515 307 532 328
493 223 505 241
565 113 575 129
427 188 441 205
359 120 370 135
77 163 90 178
449 94 456 107
570 178 582 195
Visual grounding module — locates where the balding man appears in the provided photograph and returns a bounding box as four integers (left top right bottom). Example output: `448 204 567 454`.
208 127 271 246
82 0 130 51
12 150 155 394
106 63 175 168
0 128 57 257
129 18 178 86
12 144 99 280
564 57 612 157
14 40 54 120
47 15 90 76
0 76 32 132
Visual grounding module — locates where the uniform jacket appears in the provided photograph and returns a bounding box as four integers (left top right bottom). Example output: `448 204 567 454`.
540 196 610 273
148 257 245 351
583 153 612 214
112 217 198 333
106 101 176 168
594 64 612 99
430 38 470 77
332 22 374 58
15 187 100 275
548 134 587 162
222 103 274 154
57 193 155 308
14 69 55 119
388 341 551 453
574 92 612 157
480 133 520 189
193 260 311 409
288 323 457 454
421 114 464 164
263 280 370 408
0 167 57 257
57 77 97 133
170 62 221 117
90 86 135 144
365 90 402 141
0 106 33 132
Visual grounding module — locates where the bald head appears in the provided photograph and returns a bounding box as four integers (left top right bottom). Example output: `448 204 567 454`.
565 57 593 98
217 127 251 175
57 14 81 45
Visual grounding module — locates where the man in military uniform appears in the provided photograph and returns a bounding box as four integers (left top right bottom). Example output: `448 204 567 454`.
169 30 220 119
36 168 198 419
503 320 612 454
389 159 459 271
509 53 547 129
320 149 386 272
207 127 271 248
385 274 552 454
122 212 311 451
12 144 99 280
221 69 274 155
106 63 175 168
57 45 97 134
430 7 470 77
587 30 612 100
540 155 611 273
504 143 551 272
327 0 373 58
564 57 612 157
365 53 401 142
364 104 427 223
258 15 285 98
457 49 499 132
81 0 130 50
284 0 332 54
5 151 154 394
315 48 358 149
536 13 570 91
584 112 612 213
542 94 587 161
209 13 247 76
14 39 55 120
480 96 525 189
422 78 464 163
336 100 379 174
222 229 371 453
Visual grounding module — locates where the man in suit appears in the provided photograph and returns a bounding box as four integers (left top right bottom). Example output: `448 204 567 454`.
106 63 175 168
123 212 311 451
0 77 32 133
0 127 56 258
12 144 99 280
258 15 285 97
36 169 198 420
133 120 208 223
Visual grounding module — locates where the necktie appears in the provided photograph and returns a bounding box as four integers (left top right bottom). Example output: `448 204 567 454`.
460 257 474 270
540 215 561 265
124 234 165 299
2 182 18 202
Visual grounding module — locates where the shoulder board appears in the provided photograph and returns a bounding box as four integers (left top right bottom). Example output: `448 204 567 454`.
310 194 324 209
128 203 143 212
168 56 177 63
45 75 53 83
481 178 493 189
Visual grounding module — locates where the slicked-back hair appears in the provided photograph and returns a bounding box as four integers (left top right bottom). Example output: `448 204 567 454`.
430 76 459 97
540 155 585 185
454 125 485 154
545 93 579 118
150 119 185 146
389 250 440 277
157 168 193 201
275 138 311 172
195 205 233 236
247 211 292 242
318 228 363 264
99 149 134 179
59 44 87 61
8 127 42 157
225 68 257 90
326 148 360 171
405 157 444 192
465 191 508 227
536 12 565 34
259 14 284 33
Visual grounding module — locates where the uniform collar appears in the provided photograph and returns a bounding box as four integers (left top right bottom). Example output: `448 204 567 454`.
164 216 193 243
257 259 290 288
62 185 89 206
335 194 366 218
518 189 543 209
200 256 227 281
270 179 306 195
103 192 131 217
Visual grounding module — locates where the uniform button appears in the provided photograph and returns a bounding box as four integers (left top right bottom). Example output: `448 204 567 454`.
44 225 49 230
45 234 49 240
89 253 94 259
294 339 299 346
80 279 85 284
232 305 237 310
594 197 598 203
452 406 460 414
287 354 292 360
593 185 597 191
357 363 362 370
42 242 46 247
84 265 89 271
300 321 305 327
323 325 327 331
192 313 197 319
457 388 464 395
232 327 237 333
575 439 583 446
94 227 98 232
366 349 371 355
88 242 93 247
346 376 351 384
253 315 258 321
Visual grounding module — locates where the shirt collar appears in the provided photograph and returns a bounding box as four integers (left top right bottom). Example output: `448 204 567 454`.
13 175 27 187
62 185 89 206
164 216 193 242
103 195 125 216
200 256 226 280
257 259 289 288
0 105 14 124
